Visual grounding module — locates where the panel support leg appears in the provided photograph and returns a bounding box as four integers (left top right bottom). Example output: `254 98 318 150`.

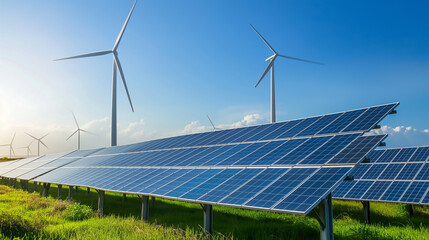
68 185 73 201
141 195 149 221
98 190 105 216
122 193 126 202
87 187 90 195
202 204 213 235
151 196 155 206
75 186 78 193
57 185 62 200
317 193 333 240
361 201 370 224
43 183 50 197
409 204 413 216
34 182 38 192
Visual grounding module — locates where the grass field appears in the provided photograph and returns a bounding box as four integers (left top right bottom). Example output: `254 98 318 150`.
1 181 429 239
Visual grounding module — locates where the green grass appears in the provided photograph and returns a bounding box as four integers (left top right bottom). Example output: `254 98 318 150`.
1 180 429 239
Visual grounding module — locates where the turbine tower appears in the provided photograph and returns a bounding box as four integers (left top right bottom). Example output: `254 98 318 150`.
0 133 16 158
19 140 34 158
250 24 323 123
54 0 137 146
206 115 218 131
25 133 48 156
67 112 91 150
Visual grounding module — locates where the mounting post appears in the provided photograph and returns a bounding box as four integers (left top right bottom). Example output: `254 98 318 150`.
409 204 413 216
98 190 105 216
87 187 90 195
43 183 50 197
122 193 126 202
75 186 78 193
151 196 155 206
141 195 149 221
203 204 213 235
34 181 38 192
318 193 333 240
362 201 370 224
57 185 62 200
68 185 73 201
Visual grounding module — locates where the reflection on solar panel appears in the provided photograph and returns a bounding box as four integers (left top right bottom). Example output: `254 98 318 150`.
333 146 429 205
0 103 397 216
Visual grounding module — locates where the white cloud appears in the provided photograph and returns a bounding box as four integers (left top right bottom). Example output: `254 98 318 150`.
181 121 211 134
424 129 429 134
371 125 419 135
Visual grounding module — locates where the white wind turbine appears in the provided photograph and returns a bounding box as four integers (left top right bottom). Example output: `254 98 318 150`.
25 133 48 156
206 115 219 131
66 112 91 150
0 133 16 158
250 24 323 123
54 0 138 146
19 140 35 158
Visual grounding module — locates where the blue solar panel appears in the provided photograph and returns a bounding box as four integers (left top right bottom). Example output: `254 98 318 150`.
144 169 192 193
274 136 332 165
318 109 366 135
273 167 351 213
126 169 181 193
232 141 285 166
328 135 387 164
378 164 405 180
198 168 264 203
366 150 385 163
374 149 401 163
165 169 223 198
298 134 360 165
153 169 206 196
296 113 342 137
361 164 388 180
203 144 251 166
258 121 301 141
220 168 288 206
362 181 392 200
216 143 267 166
332 180 357 198
380 181 411 202
180 169 241 200
400 181 429 203
392 148 417 162
396 163 424 180
415 164 429 180
245 168 317 209
244 123 286 142
408 147 429 162
342 103 397 133
252 139 307 165
344 180 374 199
276 117 322 139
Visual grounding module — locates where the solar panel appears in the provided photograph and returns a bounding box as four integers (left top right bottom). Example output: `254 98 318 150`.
1 103 397 216
334 146 429 205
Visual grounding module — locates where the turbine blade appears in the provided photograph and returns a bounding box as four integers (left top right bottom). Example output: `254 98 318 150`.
39 140 49 149
54 50 112 61
25 132 38 140
11 147 15 156
255 60 274 88
113 0 137 51
28 139 35 147
0 144 9 146
80 129 97 136
249 24 276 54
113 54 134 112
72 112 79 129
11 132 16 145
29 148 33 155
277 54 323 65
206 115 216 130
40 133 49 140
66 130 78 141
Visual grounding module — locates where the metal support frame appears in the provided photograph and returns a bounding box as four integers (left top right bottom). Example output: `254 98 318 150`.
57 185 62 200
87 187 90 195
122 193 126 202
201 204 213 235
361 201 370 224
141 195 149 221
75 186 78 193
98 190 105 216
34 181 38 192
316 193 333 240
68 185 73 201
409 204 413 216
43 183 50 197
151 196 155 206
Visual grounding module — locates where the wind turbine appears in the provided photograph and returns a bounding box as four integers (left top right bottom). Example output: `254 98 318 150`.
54 0 137 146
0 133 16 158
19 140 35 158
250 24 323 123
25 133 48 156
67 112 91 150
206 115 218 131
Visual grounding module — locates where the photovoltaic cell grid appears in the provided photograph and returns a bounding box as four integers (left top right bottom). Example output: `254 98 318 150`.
0 103 397 215
333 146 429 205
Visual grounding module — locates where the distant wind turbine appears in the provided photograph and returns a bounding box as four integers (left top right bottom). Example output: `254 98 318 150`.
250 24 323 123
25 133 48 156
19 140 35 158
206 115 218 131
54 0 138 146
0 133 16 158
67 112 92 150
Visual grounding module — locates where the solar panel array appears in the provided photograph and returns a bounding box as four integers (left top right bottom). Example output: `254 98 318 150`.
0 103 398 215
333 146 429 204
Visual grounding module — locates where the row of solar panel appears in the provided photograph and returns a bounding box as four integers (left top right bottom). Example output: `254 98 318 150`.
33 166 351 214
91 103 397 155
367 147 429 163
333 180 429 204
348 162 429 181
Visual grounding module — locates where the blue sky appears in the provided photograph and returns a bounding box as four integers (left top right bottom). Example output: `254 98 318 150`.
0 0 428 156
